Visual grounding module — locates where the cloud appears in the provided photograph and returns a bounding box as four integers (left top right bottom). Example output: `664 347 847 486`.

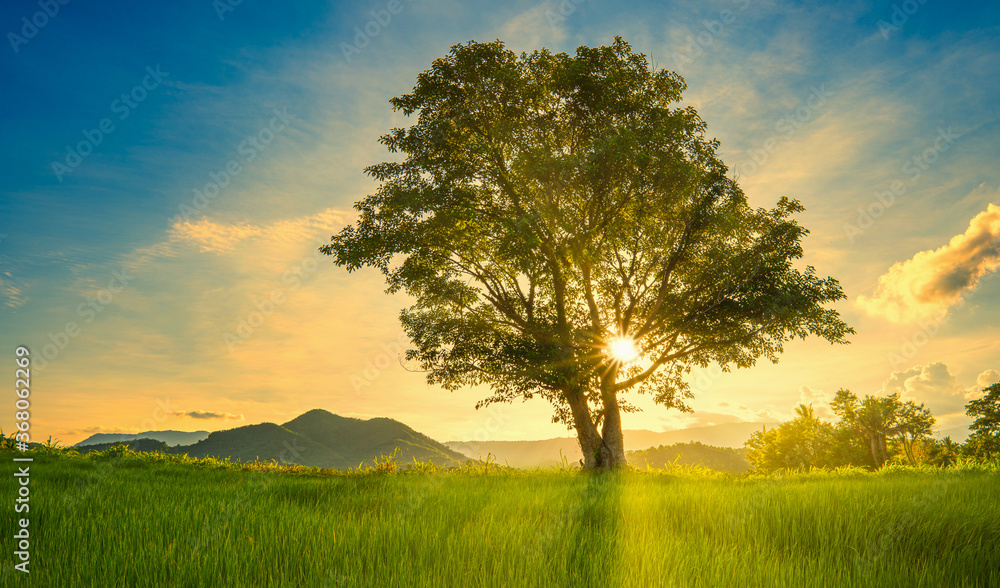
971 369 1000 397
798 386 834 420
678 404 782 428
172 410 244 420
168 220 266 253
878 362 999 419
856 204 1000 323
0 273 27 309
57 426 134 436
168 208 348 255
498 4 566 53
881 362 961 416
684 411 746 427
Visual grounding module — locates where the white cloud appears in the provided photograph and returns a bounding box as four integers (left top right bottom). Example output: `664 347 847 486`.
499 3 567 53
879 363 998 420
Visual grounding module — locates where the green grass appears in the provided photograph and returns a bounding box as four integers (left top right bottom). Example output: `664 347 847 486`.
3 448 999 587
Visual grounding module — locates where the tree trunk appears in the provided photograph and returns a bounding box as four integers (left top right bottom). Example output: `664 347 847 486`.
566 388 603 469
597 390 628 469
565 385 627 470
869 436 882 469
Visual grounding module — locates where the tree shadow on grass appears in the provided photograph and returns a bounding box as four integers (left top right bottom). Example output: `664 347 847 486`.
564 470 625 587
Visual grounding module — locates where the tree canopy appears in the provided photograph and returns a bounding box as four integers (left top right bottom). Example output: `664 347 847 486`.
966 382 1000 457
747 391 939 473
323 37 853 468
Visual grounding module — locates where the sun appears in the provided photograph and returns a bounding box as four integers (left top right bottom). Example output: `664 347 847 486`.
607 336 640 363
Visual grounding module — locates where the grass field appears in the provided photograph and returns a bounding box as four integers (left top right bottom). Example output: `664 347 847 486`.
3 448 999 587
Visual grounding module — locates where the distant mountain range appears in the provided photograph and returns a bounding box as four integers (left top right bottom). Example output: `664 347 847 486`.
446 421 776 468
72 410 773 471
73 409 469 469
77 430 209 447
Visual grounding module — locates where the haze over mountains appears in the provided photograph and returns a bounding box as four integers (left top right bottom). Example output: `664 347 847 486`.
445 421 776 468
77 430 210 447
74 410 772 470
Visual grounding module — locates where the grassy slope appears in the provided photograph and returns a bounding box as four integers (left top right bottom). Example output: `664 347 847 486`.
3 450 998 587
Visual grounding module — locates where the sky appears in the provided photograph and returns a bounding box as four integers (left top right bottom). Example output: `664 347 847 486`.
1 0 999 446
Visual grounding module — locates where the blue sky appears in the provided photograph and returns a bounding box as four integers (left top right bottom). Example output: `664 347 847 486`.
2 0 999 445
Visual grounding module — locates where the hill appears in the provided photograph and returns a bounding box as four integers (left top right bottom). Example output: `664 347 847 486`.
282 409 468 468
76 430 209 447
179 423 345 468
627 442 751 474
74 438 172 454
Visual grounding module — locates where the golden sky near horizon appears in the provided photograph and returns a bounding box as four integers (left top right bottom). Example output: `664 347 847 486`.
3 0 999 446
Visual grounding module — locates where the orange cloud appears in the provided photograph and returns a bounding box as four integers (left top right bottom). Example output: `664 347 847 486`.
856 204 1000 322
169 220 265 253
168 208 348 254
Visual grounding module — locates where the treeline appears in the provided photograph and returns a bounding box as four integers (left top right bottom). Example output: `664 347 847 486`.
627 442 751 474
746 382 1000 473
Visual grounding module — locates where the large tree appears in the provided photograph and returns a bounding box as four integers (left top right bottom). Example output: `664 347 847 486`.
831 389 935 468
323 38 853 469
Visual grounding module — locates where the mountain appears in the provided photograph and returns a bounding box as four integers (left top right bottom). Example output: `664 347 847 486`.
446 421 777 468
72 410 469 470
74 438 171 454
180 423 344 468
282 409 468 468
75 430 209 447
